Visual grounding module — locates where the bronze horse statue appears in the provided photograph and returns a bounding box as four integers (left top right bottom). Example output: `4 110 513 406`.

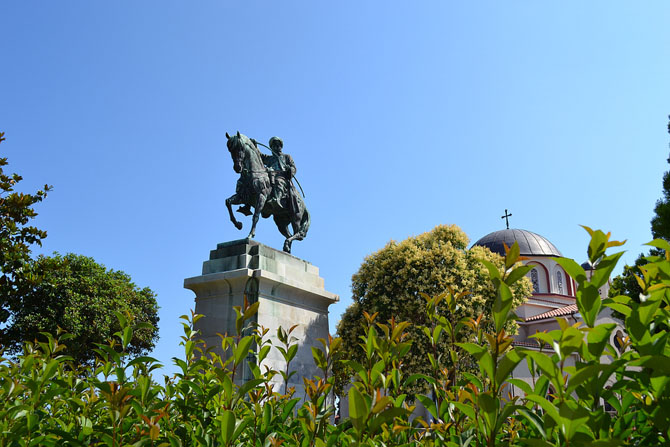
225 132 310 253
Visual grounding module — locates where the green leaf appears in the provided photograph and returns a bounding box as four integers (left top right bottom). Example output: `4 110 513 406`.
242 301 260 323
287 344 299 363
41 359 59 382
280 398 300 423
586 228 610 264
311 347 327 369
234 335 254 366
526 395 560 426
220 410 236 445
625 307 651 345
368 407 408 435
416 394 438 419
457 342 493 379
638 290 663 326
558 400 591 441
603 299 631 317
516 407 546 439
480 259 501 280
591 252 624 289
167 435 183 447
261 403 271 433
576 283 601 328
477 392 498 429
237 378 264 399
371 395 392 414
122 325 133 348
348 386 370 432
232 418 251 444
505 264 535 286
646 238 670 252
555 257 588 284
457 342 487 358
524 351 558 381
505 241 521 269
452 401 476 420
257 345 271 363
114 310 128 328
630 355 670 375
127 356 161 368
492 281 514 333
507 378 532 395
495 349 525 387
586 323 616 358
566 364 607 394
404 373 436 387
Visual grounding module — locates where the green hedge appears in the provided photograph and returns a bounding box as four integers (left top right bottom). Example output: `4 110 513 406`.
2 229 669 446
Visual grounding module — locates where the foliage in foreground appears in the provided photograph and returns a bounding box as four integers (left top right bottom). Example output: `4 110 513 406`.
4 229 670 446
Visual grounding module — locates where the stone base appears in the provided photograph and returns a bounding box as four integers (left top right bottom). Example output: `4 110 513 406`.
183 239 339 392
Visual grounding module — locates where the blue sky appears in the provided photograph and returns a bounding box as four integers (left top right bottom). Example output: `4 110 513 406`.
2 2 670 373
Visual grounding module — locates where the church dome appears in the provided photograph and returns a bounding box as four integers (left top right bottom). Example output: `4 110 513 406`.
472 229 563 257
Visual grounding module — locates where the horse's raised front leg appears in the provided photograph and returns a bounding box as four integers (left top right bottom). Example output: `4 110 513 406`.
225 195 244 230
248 193 267 239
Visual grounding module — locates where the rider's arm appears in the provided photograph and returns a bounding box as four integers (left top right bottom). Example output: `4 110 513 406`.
285 155 296 177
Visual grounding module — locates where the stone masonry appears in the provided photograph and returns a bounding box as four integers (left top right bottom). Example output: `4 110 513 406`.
183 239 339 392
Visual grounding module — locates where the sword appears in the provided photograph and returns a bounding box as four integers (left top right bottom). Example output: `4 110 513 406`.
253 140 306 198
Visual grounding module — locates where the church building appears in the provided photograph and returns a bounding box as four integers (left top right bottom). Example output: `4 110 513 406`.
471 227 623 390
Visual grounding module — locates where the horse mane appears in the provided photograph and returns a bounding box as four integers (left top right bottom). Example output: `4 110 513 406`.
240 134 264 160
228 133 266 170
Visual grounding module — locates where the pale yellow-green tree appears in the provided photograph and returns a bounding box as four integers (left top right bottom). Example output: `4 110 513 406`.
336 224 532 393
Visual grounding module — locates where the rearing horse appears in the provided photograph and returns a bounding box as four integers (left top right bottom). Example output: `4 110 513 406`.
225 132 271 240
225 131 310 253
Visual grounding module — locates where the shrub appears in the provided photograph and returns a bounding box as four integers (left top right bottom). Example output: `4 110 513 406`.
2 228 670 446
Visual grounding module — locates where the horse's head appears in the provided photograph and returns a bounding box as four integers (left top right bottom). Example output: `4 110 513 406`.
226 131 247 174
226 131 266 177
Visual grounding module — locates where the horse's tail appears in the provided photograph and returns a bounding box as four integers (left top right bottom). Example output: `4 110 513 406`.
295 208 310 240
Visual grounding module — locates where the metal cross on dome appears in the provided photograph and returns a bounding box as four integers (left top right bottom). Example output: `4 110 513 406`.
501 209 512 229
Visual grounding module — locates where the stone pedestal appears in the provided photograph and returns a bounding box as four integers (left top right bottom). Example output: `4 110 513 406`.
183 239 339 391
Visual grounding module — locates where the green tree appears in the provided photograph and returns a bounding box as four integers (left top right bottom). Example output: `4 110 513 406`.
1 253 159 365
650 116 670 241
0 133 159 364
611 116 670 301
0 131 51 324
336 224 532 392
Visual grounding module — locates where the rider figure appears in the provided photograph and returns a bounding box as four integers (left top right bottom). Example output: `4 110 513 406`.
261 137 297 212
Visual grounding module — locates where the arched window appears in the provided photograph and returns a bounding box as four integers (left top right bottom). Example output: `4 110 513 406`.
556 271 564 295
530 268 540 293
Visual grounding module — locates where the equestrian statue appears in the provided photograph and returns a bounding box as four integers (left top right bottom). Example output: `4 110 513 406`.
225 131 310 254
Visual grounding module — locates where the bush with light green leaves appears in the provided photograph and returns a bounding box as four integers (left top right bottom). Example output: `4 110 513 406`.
4 228 670 446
